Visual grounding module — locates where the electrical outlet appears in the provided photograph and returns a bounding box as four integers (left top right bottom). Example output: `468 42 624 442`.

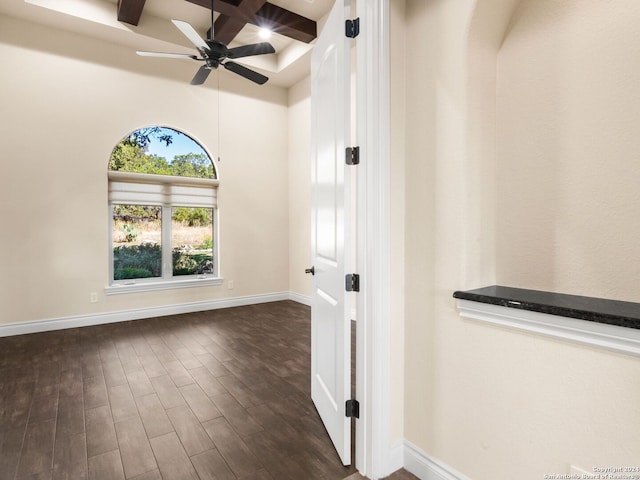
90 292 98 303
227 280 234 290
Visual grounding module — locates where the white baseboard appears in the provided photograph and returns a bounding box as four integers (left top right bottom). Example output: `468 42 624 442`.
0 292 300 337
403 441 472 480
386 440 405 475
288 291 311 306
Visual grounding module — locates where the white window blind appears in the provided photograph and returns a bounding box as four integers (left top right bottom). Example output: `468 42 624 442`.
108 171 218 207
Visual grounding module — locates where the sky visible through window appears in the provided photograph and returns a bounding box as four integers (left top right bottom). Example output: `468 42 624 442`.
109 126 215 179
146 127 210 160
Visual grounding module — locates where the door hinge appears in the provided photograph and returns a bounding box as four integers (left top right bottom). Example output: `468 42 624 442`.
345 399 360 418
345 18 360 38
345 273 360 292
346 146 360 165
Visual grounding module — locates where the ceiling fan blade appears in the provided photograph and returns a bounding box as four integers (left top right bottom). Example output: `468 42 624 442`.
172 19 209 52
191 65 212 85
137 51 199 60
227 42 275 59
223 61 269 85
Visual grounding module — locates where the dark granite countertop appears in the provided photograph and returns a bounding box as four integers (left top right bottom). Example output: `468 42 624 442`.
453 285 640 330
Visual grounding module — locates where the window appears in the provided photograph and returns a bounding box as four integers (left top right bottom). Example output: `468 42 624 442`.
107 127 220 293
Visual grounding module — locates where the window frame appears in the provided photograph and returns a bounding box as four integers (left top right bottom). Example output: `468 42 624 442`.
105 136 222 295
106 203 223 295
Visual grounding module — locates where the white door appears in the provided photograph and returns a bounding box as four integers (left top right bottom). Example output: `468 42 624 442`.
310 0 352 466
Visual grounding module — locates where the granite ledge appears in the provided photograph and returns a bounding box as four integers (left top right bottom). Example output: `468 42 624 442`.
453 285 640 331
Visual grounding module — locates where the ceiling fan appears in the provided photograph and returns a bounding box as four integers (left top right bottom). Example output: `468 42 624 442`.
136 0 275 85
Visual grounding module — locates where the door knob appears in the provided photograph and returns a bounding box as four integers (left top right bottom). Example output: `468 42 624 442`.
305 266 315 275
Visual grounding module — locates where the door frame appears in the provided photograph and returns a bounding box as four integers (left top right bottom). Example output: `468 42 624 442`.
355 1 392 478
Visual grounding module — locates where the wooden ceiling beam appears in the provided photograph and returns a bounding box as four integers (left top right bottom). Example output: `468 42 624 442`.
186 0 242 17
213 0 267 45
254 3 316 43
210 15 246 44
237 0 268 18
185 0 317 43
117 0 147 26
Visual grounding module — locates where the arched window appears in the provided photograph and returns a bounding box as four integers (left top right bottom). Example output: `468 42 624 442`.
107 127 220 293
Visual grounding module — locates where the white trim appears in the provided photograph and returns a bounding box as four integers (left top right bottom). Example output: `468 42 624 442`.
456 299 640 357
387 440 404 475
403 440 473 480
0 292 290 337
288 292 312 306
105 276 224 295
356 0 391 477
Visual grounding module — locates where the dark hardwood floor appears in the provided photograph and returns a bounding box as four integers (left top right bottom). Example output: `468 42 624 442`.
0 301 418 480
0 301 365 480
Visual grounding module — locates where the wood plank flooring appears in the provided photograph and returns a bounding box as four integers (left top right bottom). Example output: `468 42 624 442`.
0 301 362 480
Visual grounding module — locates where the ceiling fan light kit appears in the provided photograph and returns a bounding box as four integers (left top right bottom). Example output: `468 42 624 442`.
136 0 275 85
259 28 272 40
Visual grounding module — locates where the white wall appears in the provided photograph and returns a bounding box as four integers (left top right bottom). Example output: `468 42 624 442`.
400 0 640 478
0 14 290 325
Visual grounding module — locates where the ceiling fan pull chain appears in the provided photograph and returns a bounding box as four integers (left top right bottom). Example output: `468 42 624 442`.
217 73 221 162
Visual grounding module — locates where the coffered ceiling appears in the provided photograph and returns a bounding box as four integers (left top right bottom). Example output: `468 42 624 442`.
0 0 335 87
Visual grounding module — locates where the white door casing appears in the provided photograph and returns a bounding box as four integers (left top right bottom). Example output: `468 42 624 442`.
355 1 392 477
310 0 352 466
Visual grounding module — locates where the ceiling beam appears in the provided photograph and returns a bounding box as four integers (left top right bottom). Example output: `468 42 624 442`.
187 0 245 17
117 0 147 26
186 0 316 44
254 3 316 44
210 15 245 45
213 0 267 45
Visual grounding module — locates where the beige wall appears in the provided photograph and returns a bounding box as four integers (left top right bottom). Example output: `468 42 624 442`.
287 77 312 300
400 0 640 478
0 14 290 325
402 0 475 458
389 0 407 446
496 0 640 302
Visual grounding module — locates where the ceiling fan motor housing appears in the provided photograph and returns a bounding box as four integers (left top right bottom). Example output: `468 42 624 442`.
205 40 228 60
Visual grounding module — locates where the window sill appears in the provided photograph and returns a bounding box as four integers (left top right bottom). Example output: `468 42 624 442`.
105 276 224 295
454 286 640 357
